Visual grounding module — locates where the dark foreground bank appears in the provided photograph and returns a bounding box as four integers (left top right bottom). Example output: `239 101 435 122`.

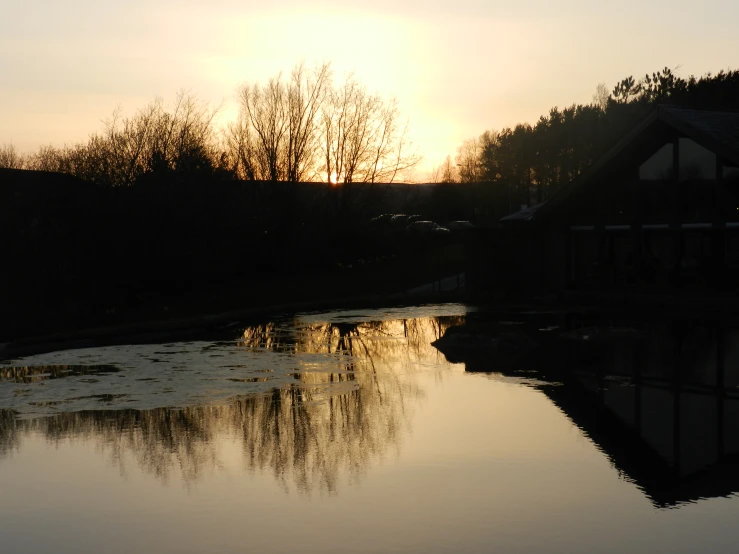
1 168 500 344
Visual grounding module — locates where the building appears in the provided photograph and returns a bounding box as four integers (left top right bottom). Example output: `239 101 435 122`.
501 107 739 293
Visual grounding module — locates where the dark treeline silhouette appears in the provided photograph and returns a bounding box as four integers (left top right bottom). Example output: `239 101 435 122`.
0 64 443 343
6 64 737 340
452 67 739 205
0 63 420 187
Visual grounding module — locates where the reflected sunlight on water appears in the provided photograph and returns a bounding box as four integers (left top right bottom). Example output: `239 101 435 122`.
2 304 739 554
0 306 466 493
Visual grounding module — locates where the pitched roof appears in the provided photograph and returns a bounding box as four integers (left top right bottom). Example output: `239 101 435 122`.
660 106 739 163
528 106 739 223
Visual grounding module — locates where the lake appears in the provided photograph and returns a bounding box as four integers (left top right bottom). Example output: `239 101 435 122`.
1 304 739 554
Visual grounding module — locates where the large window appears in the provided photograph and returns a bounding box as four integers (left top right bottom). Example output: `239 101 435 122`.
679 138 717 181
638 139 718 182
639 144 673 181
638 140 718 222
639 144 674 222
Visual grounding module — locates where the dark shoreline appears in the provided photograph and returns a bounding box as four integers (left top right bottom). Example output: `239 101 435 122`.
10 286 739 361
1 288 470 360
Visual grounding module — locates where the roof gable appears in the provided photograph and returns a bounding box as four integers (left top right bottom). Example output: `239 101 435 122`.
530 106 739 223
660 107 739 164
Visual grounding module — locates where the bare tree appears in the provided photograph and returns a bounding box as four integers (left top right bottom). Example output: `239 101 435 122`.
23 92 221 187
107 92 220 185
12 63 421 187
321 76 380 184
439 155 457 183
363 99 421 184
103 104 155 186
286 62 331 182
231 64 419 185
225 110 263 180
234 62 331 182
430 155 457 183
320 77 420 184
238 75 288 181
0 143 25 169
26 144 65 172
592 82 610 111
456 137 481 183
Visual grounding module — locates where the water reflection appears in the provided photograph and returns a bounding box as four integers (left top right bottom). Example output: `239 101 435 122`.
7 306 739 554
13 306 739 506
434 315 739 508
557 320 739 507
0 386 405 492
240 315 464 362
0 309 465 493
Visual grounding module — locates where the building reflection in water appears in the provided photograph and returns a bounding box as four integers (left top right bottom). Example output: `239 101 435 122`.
5 308 738 508
435 315 739 508
556 320 739 507
0 313 464 493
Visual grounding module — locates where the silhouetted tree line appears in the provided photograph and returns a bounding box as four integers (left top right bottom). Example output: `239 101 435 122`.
0 63 437 340
450 67 739 206
0 63 419 187
1 93 227 187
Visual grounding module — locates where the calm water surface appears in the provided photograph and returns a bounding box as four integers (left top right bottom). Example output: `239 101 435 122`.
1 304 738 553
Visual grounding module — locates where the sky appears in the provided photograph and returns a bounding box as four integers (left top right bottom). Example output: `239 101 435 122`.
2 0 739 178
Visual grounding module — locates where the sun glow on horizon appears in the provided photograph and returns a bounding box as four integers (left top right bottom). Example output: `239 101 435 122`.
3 1 739 179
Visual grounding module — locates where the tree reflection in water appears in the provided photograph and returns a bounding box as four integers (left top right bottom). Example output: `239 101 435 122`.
0 313 465 493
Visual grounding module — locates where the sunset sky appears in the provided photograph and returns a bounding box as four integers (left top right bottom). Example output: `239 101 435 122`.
2 0 738 177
